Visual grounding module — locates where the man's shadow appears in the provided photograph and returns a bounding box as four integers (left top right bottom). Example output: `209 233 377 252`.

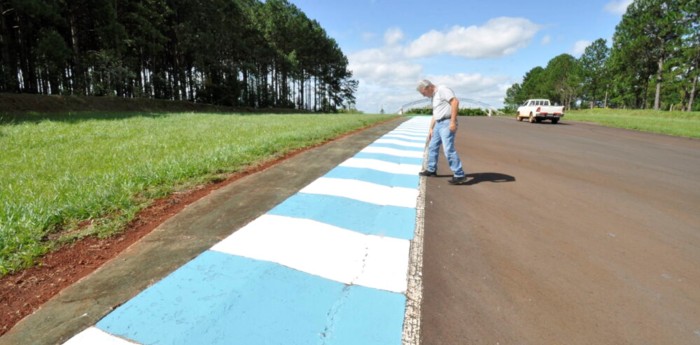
463 172 516 185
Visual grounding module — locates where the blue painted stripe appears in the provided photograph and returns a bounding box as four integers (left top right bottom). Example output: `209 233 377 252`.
97 251 406 345
324 166 419 189
268 193 416 240
354 152 423 165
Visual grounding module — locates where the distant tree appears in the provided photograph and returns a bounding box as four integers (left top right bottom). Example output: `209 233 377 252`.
545 54 581 109
579 39 610 108
609 0 690 109
0 0 357 111
520 67 549 100
503 0 698 111
36 29 71 94
673 0 700 111
503 82 523 112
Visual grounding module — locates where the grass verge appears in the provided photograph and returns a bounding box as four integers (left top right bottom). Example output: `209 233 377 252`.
0 112 394 275
566 109 700 139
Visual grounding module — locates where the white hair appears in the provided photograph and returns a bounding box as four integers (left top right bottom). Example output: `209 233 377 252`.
416 79 432 91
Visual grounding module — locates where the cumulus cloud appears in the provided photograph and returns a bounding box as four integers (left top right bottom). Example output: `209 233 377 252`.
572 40 591 57
347 22 533 112
604 0 633 15
348 48 422 84
429 73 511 105
405 17 541 59
384 27 404 45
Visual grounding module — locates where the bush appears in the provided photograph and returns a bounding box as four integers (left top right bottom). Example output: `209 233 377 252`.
404 106 489 116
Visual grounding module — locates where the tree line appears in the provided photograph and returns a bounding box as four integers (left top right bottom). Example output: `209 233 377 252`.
505 0 699 112
0 0 358 112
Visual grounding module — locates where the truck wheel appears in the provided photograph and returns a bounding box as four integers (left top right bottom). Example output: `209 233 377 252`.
516 115 522 121
528 114 535 123
551 118 559 124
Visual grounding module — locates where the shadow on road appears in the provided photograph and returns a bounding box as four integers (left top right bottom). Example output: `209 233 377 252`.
465 172 516 185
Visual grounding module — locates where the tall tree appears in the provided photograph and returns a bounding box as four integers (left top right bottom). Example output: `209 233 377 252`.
0 0 358 111
610 0 687 109
520 67 549 100
503 82 523 112
579 39 610 108
545 54 580 109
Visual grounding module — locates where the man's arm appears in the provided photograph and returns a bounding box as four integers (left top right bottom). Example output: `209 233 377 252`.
449 97 459 132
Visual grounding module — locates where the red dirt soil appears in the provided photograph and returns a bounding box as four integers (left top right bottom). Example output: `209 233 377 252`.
0 164 259 335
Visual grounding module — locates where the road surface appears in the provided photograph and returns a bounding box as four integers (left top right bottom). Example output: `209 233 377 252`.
420 116 700 344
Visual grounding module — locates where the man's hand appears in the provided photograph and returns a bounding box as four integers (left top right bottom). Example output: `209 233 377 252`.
449 121 457 132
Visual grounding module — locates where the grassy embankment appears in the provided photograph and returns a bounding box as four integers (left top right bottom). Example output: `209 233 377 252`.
565 108 700 139
0 112 394 275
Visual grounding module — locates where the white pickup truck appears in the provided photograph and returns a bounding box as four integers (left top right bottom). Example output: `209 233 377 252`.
516 99 564 124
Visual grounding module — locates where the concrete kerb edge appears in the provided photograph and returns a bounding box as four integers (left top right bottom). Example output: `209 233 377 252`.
402 174 426 345
402 118 429 345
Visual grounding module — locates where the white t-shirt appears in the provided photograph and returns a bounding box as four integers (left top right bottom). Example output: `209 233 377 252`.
432 85 456 121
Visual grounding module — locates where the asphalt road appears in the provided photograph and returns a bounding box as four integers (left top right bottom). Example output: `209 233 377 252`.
420 116 700 344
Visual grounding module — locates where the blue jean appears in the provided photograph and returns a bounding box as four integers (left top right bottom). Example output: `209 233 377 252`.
426 120 465 177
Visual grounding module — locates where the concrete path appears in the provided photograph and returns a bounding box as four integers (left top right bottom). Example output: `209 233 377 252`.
1 117 431 345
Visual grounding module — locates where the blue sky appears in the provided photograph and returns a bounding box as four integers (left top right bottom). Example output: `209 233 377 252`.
287 0 633 113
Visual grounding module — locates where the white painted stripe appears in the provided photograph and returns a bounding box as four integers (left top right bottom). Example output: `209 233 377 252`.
300 177 418 208
374 138 425 148
212 215 410 293
390 130 427 136
340 158 421 175
361 146 424 158
64 327 139 345
393 125 426 129
382 134 425 142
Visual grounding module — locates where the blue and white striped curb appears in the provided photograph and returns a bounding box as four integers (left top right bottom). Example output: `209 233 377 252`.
64 117 430 345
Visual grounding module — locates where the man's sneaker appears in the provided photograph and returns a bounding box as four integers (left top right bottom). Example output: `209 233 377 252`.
418 170 437 177
448 176 467 185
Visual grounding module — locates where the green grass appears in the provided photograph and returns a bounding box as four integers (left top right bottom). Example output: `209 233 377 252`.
566 109 700 139
0 112 394 275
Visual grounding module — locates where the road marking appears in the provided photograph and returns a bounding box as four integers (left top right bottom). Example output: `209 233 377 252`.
94 253 407 344
382 133 426 142
374 138 426 148
212 215 410 293
300 177 418 208
64 327 135 344
64 117 431 345
268 193 416 239
360 146 425 158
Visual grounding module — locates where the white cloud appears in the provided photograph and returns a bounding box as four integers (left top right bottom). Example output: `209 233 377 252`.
348 46 423 113
428 73 511 107
347 22 534 112
384 27 404 46
348 48 422 84
405 17 541 59
572 40 591 57
604 0 633 15
541 35 551 45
